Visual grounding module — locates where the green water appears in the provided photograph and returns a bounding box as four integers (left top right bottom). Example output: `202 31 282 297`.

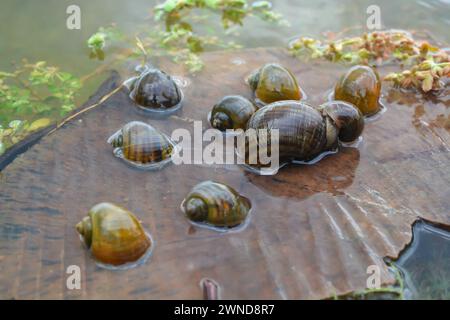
0 0 448 120
1 0 449 75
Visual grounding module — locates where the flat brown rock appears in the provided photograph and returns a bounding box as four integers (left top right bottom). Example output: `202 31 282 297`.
0 48 449 299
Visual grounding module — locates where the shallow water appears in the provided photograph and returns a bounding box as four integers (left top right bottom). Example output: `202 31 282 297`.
391 220 450 299
1 0 449 78
0 1 449 299
0 0 448 143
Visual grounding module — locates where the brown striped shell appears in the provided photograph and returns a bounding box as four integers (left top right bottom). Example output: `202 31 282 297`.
209 95 257 131
76 202 152 267
246 101 329 163
129 67 183 113
181 181 251 230
107 121 175 169
244 100 364 169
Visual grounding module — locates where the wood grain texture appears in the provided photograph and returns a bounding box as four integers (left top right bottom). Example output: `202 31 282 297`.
0 48 449 299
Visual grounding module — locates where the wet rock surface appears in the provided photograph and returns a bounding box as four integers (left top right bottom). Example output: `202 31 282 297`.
0 48 449 299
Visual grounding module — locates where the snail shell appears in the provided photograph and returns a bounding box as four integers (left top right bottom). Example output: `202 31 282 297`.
248 63 302 105
246 100 364 164
209 95 257 131
108 121 175 169
76 202 152 266
181 181 251 229
334 65 382 116
319 100 364 143
129 67 183 112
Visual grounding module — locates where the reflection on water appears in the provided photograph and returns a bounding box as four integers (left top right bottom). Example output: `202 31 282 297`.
246 147 360 200
390 220 450 299
385 86 450 151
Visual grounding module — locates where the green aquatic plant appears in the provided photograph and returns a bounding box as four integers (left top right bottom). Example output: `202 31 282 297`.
87 1 286 72
87 25 125 60
289 31 450 93
0 60 81 155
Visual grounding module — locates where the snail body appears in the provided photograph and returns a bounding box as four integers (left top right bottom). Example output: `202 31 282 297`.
209 95 257 131
334 65 382 116
181 181 251 230
108 121 175 170
248 63 302 105
76 202 152 266
245 100 364 166
129 67 183 113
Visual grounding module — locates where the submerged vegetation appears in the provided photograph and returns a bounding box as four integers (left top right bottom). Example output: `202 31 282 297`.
0 2 448 159
0 0 285 155
0 61 81 154
88 0 286 72
289 30 450 93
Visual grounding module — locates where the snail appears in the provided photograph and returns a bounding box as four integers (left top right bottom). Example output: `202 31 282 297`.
209 95 257 131
107 121 176 170
128 67 183 113
244 100 364 167
181 181 251 230
247 63 302 106
334 65 382 116
76 202 152 266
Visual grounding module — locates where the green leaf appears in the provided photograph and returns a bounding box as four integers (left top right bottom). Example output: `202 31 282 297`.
204 0 219 9
9 120 23 130
28 118 51 132
87 32 106 50
251 1 272 10
162 0 179 12
0 71 14 78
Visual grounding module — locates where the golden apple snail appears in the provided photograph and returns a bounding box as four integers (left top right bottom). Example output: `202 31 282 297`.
181 181 251 230
128 67 183 113
107 121 176 170
209 95 257 131
76 202 152 267
334 65 382 116
244 100 364 170
247 63 303 106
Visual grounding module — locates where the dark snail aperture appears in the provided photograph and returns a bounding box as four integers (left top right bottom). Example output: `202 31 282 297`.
209 95 257 131
107 121 176 170
181 181 251 231
76 202 152 268
334 65 382 117
129 67 183 114
247 63 303 106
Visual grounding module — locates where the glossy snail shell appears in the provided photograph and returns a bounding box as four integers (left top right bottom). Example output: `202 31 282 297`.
76 202 151 266
210 95 257 131
108 121 175 169
246 100 364 163
247 101 328 162
248 63 302 105
129 67 183 112
334 65 382 116
181 181 251 229
319 100 364 143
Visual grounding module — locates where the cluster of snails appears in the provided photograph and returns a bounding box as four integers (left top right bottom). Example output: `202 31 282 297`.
209 63 383 169
76 61 384 270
